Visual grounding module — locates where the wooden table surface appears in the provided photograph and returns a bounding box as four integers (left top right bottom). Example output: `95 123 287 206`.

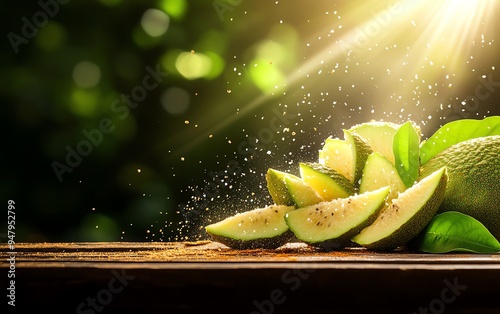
2 241 500 313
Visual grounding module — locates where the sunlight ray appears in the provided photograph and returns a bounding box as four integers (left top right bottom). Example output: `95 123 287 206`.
170 0 498 156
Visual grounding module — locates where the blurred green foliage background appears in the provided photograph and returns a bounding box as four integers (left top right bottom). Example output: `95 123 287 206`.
2 0 500 242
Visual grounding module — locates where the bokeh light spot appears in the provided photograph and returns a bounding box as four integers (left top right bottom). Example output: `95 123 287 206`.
195 30 228 55
132 25 162 48
204 52 225 79
73 61 101 88
78 213 120 241
175 51 212 80
249 58 287 93
160 49 183 73
159 0 187 20
256 41 287 65
161 87 190 114
69 89 99 117
36 22 66 51
141 8 170 37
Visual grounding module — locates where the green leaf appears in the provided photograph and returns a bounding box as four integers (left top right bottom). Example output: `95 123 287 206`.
420 116 500 164
411 211 500 254
393 121 420 188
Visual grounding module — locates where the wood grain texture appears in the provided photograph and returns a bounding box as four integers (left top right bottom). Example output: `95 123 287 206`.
1 242 499 313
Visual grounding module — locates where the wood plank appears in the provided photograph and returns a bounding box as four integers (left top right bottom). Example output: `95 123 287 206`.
2 241 500 265
1 242 500 313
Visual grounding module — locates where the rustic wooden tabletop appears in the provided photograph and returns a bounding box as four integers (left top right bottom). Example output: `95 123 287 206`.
1 241 499 313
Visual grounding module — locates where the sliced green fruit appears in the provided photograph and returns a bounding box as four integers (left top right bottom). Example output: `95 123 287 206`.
350 121 422 165
283 174 323 208
352 167 447 250
285 187 390 250
344 130 373 187
266 168 295 206
419 135 500 240
318 130 372 187
349 121 400 164
359 152 406 202
319 138 353 182
205 204 295 249
299 162 355 201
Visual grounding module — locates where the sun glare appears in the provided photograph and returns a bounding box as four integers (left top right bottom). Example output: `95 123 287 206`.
286 0 499 116
172 0 498 155
280 0 498 104
400 0 496 68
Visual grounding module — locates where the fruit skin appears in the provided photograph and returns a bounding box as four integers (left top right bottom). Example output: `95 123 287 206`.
299 162 355 201
419 136 500 240
353 167 448 251
349 121 400 164
285 187 390 250
318 130 372 187
207 231 294 250
205 204 295 249
344 130 373 187
266 168 295 206
419 116 500 164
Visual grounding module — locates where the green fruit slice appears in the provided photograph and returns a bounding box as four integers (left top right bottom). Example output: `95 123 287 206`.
299 162 355 201
344 130 373 187
352 167 447 250
419 135 500 240
285 187 390 250
266 168 295 206
359 152 407 202
349 121 421 166
319 138 353 182
284 174 324 208
318 130 372 187
349 121 400 164
205 204 295 249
